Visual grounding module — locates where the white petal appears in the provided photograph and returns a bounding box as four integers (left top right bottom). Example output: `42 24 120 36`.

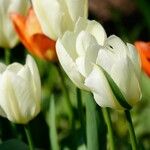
76 56 86 77
6 63 23 73
0 70 40 124
96 47 117 74
106 35 127 56
76 31 98 56
56 38 88 90
10 72 40 123
75 17 107 45
32 0 61 39
26 55 41 102
86 20 107 45
84 44 100 76
32 0 73 40
85 65 122 109
0 0 29 48
76 44 100 77
0 63 6 73
74 17 88 34
59 31 78 60
110 56 141 106
64 0 88 22
0 71 23 122
127 43 141 78
75 31 100 77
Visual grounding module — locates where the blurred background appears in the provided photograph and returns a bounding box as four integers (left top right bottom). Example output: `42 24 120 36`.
0 0 150 150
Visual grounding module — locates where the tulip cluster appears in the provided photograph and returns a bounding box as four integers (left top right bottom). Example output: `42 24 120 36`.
56 17 141 110
0 0 141 122
0 0 144 149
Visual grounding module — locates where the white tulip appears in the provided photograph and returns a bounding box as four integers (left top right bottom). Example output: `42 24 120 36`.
0 55 41 124
0 0 30 48
31 0 88 40
85 35 141 109
56 17 107 90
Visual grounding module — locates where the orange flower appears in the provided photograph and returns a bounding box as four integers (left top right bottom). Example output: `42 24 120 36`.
135 41 150 76
11 8 57 61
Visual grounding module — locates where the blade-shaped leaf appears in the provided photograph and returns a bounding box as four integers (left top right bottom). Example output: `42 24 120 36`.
86 94 99 150
49 95 59 150
0 139 28 150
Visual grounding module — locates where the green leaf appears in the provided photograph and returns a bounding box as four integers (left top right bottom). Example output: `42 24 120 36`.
49 95 60 150
136 0 150 31
86 94 99 150
0 139 28 150
100 67 132 110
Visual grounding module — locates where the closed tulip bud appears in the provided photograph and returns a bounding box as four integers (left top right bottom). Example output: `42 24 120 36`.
56 17 107 90
85 35 141 109
31 0 88 40
0 55 41 124
0 0 30 48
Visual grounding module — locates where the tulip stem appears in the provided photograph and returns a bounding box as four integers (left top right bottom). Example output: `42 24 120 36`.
54 63 73 113
24 125 34 150
76 88 85 136
102 108 115 150
5 48 11 65
125 110 138 150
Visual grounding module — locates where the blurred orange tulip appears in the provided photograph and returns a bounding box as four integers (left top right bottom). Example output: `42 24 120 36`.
135 41 150 76
11 8 57 61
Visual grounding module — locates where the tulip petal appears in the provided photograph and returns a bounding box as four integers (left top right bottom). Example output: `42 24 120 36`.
0 63 6 73
110 56 141 106
75 17 107 45
85 65 122 109
106 35 127 55
0 0 29 48
56 34 88 90
10 73 39 123
31 33 57 61
0 71 24 123
0 70 39 124
127 43 141 78
65 0 88 21
75 31 100 77
6 63 23 73
32 0 73 40
76 31 98 56
26 55 41 102
96 47 117 74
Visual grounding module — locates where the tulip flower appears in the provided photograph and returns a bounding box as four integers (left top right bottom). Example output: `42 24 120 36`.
11 8 57 61
0 0 29 48
135 41 150 77
85 35 141 109
31 0 88 40
0 55 41 124
56 17 107 90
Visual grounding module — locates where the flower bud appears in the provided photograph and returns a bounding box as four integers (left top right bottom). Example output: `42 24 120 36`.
0 55 41 124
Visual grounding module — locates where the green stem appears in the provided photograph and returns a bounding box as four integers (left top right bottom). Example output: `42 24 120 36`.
54 63 73 115
24 125 34 150
76 88 85 136
5 48 11 65
125 110 138 150
102 108 115 150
